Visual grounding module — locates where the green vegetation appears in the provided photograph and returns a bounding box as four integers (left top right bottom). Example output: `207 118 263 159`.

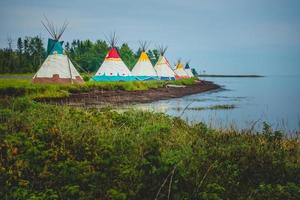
0 36 160 74
0 78 197 99
189 98 213 102
0 98 299 199
210 104 236 109
0 73 33 78
0 36 45 73
194 104 236 110
173 104 236 111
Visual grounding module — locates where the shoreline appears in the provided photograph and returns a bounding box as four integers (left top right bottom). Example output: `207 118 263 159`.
37 80 220 106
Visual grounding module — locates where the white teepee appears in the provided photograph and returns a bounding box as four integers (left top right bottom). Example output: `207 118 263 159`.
184 62 194 77
93 33 134 81
131 41 158 80
174 59 189 79
33 17 83 84
154 46 175 80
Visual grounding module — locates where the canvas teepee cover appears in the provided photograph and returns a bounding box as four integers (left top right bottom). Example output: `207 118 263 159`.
32 19 83 84
93 33 135 81
184 62 194 77
131 42 158 80
154 47 175 80
33 39 83 84
32 17 84 83
93 48 135 81
174 59 189 79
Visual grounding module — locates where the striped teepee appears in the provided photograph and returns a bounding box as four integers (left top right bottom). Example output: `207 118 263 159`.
174 59 189 79
154 46 175 80
131 41 158 80
92 33 135 81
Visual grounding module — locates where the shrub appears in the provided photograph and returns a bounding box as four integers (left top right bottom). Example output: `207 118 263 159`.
0 98 299 199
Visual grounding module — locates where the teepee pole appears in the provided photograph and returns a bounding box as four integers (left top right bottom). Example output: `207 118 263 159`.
67 56 73 84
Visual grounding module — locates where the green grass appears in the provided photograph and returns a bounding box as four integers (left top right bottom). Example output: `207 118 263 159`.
0 98 299 199
0 73 34 77
0 78 198 99
208 104 236 110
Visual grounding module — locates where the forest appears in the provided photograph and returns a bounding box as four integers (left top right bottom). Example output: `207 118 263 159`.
0 36 161 74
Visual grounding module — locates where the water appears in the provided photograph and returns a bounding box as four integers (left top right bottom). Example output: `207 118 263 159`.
126 76 300 133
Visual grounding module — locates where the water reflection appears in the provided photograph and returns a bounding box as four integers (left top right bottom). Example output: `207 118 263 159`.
121 76 300 133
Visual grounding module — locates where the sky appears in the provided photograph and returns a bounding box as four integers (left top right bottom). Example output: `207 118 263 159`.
0 0 300 75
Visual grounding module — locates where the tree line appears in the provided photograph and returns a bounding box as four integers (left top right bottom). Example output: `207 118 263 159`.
0 36 45 73
0 36 161 74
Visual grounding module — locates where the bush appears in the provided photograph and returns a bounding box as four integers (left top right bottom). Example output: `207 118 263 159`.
0 98 299 199
83 74 90 82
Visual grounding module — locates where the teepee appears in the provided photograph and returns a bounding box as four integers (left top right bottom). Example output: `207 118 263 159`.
32 18 83 84
184 61 194 77
154 46 175 80
174 59 189 79
92 33 135 81
131 41 158 81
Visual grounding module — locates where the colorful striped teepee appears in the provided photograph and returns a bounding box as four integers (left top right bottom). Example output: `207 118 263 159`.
92 33 135 81
174 59 189 79
154 46 175 80
131 41 158 81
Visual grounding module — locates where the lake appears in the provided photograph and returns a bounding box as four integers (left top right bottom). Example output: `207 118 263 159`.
127 76 300 134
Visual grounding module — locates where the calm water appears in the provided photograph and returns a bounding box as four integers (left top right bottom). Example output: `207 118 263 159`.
127 76 300 133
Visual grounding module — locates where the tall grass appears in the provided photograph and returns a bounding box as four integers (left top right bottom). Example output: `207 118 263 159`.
0 98 299 199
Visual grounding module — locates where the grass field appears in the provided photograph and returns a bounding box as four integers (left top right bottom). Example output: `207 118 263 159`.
0 77 196 99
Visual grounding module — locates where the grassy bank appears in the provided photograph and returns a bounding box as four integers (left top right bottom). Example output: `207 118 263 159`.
0 73 34 78
0 78 196 99
0 98 299 199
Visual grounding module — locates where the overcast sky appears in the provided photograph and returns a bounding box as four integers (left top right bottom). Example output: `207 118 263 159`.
0 0 299 75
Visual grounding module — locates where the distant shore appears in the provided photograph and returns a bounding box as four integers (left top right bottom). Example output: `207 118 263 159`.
36 80 220 106
198 74 264 78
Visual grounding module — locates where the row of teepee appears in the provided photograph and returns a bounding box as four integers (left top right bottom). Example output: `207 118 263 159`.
32 20 194 84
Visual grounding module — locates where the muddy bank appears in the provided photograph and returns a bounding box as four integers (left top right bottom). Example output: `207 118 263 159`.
36 80 220 107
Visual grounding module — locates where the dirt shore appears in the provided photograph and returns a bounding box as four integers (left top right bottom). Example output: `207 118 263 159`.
37 80 220 107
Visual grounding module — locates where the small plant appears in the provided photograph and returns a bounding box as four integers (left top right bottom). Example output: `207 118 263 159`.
210 104 236 110
187 104 236 111
262 121 284 141
82 75 90 82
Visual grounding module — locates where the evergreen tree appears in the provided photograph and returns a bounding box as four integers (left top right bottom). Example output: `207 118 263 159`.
191 68 198 76
65 42 70 52
17 38 23 71
17 38 23 54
